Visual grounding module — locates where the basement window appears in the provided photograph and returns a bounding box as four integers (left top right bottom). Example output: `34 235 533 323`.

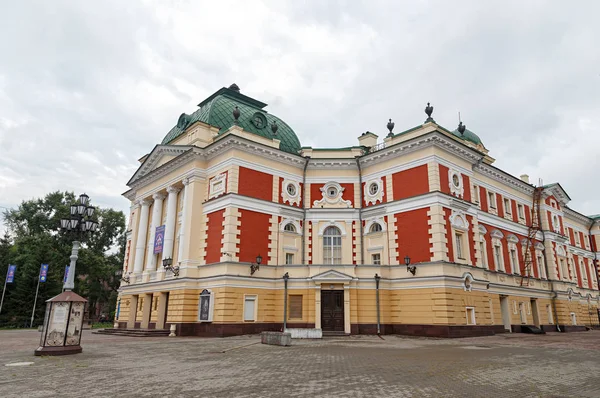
466 307 476 325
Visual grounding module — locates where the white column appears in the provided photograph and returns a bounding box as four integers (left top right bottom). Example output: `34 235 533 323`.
146 192 166 271
133 199 151 274
177 179 189 264
162 185 180 260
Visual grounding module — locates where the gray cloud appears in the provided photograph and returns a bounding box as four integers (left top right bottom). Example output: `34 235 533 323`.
1 0 598 232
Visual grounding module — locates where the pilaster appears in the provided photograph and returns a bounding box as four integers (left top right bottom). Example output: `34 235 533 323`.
385 174 394 202
428 205 448 262
268 215 278 265
227 165 240 194
427 161 441 192
387 215 399 265
221 207 241 262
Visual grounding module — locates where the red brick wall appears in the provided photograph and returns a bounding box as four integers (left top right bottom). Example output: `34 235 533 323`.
485 233 495 271
496 193 504 218
205 210 225 264
525 204 531 226
393 165 429 201
238 167 273 202
466 214 476 265
480 187 489 212
443 208 454 262
395 208 431 263
568 228 575 246
311 184 323 207
584 258 593 288
463 175 472 202
237 209 271 264
439 165 450 195
279 177 303 208
511 200 518 223
341 183 354 206
362 176 387 207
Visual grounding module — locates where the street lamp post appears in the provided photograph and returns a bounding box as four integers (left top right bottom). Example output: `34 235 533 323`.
60 193 99 291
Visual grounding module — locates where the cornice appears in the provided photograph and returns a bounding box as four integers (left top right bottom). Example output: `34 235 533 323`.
205 135 306 167
359 132 483 168
308 158 358 170
474 162 534 196
563 207 593 227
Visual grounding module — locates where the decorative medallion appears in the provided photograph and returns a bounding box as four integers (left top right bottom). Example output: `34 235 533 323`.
364 178 384 205
281 179 301 206
251 112 267 129
448 169 464 197
313 182 352 208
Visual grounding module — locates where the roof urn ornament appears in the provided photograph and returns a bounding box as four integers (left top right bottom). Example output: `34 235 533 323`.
271 120 278 135
233 106 240 124
457 121 466 135
425 102 434 122
386 118 395 136
229 83 240 92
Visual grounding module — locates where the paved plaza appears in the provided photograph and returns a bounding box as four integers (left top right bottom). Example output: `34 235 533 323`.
1 329 599 397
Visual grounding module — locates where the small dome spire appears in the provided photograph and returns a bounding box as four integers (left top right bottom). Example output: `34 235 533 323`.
229 83 240 92
425 102 434 122
457 121 466 135
387 118 395 135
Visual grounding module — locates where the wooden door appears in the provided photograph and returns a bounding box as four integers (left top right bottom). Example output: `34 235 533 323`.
321 290 344 332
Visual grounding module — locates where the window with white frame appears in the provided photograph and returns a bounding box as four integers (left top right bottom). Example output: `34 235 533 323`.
244 295 257 322
560 258 569 280
323 226 342 265
209 173 227 199
570 312 577 325
588 260 597 284
479 240 488 269
473 185 480 203
574 231 581 246
466 307 476 325
536 254 546 279
369 223 383 233
488 191 496 208
494 244 504 272
372 253 381 265
504 198 511 215
510 247 519 274
455 232 465 259
285 253 294 265
517 204 525 219
579 259 587 281
284 223 296 233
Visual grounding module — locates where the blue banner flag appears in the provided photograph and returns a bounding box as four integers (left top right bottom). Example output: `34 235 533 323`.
63 265 70 283
153 225 165 254
6 265 17 283
39 264 49 282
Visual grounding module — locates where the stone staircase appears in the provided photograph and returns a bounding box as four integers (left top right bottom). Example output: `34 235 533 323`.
92 328 170 337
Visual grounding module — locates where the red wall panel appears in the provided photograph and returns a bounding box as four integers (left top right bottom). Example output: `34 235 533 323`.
439 164 450 195
480 187 489 212
395 208 431 264
463 175 472 202
443 208 454 262
238 167 273 202
393 165 429 200
205 210 225 264
237 209 271 264
496 193 504 218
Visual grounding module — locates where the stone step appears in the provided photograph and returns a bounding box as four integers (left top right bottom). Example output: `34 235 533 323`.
92 328 170 337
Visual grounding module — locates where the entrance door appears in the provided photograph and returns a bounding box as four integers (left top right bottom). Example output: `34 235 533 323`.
530 299 540 327
500 296 511 332
321 290 344 332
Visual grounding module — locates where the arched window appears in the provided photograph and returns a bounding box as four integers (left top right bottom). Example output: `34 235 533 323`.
284 223 296 232
369 223 383 233
323 226 342 265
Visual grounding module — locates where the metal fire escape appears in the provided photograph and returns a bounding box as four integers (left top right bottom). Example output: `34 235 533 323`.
521 184 544 286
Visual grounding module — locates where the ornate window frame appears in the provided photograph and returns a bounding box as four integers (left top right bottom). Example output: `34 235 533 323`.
478 225 488 269
462 272 474 292
281 179 301 206
448 169 464 197
506 234 520 275
365 217 386 234
449 211 469 232
364 177 384 205
209 172 227 199
280 218 301 234
317 221 347 237
313 182 352 208
490 229 505 272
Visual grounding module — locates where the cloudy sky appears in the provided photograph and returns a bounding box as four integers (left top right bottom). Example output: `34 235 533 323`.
1 0 599 229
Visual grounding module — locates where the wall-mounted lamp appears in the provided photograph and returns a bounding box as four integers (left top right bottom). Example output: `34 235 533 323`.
162 257 179 277
405 255 415 275
250 254 262 275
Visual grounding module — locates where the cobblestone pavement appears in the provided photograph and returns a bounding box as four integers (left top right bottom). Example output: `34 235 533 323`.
1 329 600 397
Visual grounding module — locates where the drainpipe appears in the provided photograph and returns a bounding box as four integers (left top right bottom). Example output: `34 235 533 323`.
375 273 381 335
356 157 364 265
283 272 289 331
301 157 310 265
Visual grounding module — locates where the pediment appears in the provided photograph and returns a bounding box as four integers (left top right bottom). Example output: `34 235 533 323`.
311 269 354 282
127 145 194 186
543 183 571 206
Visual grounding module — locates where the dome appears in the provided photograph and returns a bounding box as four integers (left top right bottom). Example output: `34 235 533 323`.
161 86 301 154
452 127 483 146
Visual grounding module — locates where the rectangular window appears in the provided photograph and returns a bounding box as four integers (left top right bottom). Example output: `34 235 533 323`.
488 192 496 208
289 295 302 319
517 204 524 219
575 232 581 246
372 253 381 265
455 232 464 259
504 198 511 215
570 312 577 325
244 295 257 322
547 304 554 324
323 234 342 265
580 261 587 281
537 255 546 279
560 259 568 279
285 253 294 265
473 185 479 203
466 307 476 325
494 245 504 272
479 241 487 268
510 248 519 274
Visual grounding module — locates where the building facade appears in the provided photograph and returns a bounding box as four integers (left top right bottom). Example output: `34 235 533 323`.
116 84 600 337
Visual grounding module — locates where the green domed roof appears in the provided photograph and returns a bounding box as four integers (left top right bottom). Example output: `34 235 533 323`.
452 126 483 146
161 85 301 154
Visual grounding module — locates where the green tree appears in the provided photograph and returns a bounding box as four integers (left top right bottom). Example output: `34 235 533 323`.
0 191 126 327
